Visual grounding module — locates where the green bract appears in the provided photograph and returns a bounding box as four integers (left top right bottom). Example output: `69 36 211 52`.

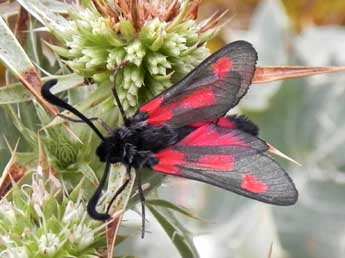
46 136 80 170
52 0 223 114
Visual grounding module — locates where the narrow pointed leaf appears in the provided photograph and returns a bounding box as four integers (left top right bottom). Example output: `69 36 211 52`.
37 132 49 175
0 82 32 103
0 161 26 198
0 2 20 19
0 145 27 198
106 215 124 258
166 0 189 31
0 17 57 115
253 66 345 84
106 165 136 258
4 106 37 145
0 16 33 74
147 203 199 258
44 83 111 128
0 74 84 104
146 199 205 221
16 0 72 39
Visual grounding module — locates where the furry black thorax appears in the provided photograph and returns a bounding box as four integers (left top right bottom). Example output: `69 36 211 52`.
95 114 258 168
95 120 192 168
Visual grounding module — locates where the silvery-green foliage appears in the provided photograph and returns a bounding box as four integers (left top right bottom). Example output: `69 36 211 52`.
0 172 104 257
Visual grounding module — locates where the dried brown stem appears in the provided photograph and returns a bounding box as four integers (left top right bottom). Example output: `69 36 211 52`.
106 214 124 258
20 68 58 116
199 10 228 33
14 6 29 45
130 0 140 30
186 0 201 20
161 0 180 22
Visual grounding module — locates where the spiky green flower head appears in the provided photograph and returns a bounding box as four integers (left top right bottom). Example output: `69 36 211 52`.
46 134 81 171
51 0 225 114
0 171 104 257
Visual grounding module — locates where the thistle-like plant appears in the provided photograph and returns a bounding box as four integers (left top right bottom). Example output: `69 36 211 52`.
48 0 223 114
0 172 105 258
0 0 228 256
0 0 345 257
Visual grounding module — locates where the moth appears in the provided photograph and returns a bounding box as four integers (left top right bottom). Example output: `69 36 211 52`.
42 40 298 236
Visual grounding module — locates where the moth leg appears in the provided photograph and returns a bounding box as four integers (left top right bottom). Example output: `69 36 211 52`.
112 62 129 126
59 114 113 135
58 113 98 123
105 165 132 215
96 119 113 135
137 151 155 168
136 170 146 239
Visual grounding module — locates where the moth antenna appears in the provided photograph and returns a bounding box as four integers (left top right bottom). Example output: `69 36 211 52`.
112 62 129 126
112 83 128 126
267 144 302 166
41 80 105 141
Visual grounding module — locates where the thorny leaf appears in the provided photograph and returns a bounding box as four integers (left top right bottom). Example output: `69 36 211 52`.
0 17 57 115
148 203 199 258
105 166 136 258
0 142 27 198
0 161 26 198
106 215 124 258
146 199 205 221
253 66 345 84
14 6 29 45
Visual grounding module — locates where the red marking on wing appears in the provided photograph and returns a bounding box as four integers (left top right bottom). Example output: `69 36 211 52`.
153 148 184 174
180 87 216 109
147 108 173 125
178 125 249 147
217 117 236 128
142 87 216 125
190 118 216 128
213 57 233 78
241 174 268 193
140 96 163 114
196 154 234 170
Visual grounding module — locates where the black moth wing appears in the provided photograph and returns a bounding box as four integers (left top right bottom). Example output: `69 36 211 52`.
151 121 298 205
135 40 258 128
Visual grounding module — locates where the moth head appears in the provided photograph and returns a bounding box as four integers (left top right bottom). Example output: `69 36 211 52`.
96 135 124 163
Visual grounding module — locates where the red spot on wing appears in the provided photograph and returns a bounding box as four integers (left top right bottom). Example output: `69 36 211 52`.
140 96 163 114
141 96 174 125
178 125 249 147
196 154 234 170
146 108 173 125
217 117 236 128
152 148 185 174
180 87 216 109
213 57 233 78
241 174 268 193
142 87 216 126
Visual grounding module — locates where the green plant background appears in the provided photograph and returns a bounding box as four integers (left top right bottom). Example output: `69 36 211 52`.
1 0 345 258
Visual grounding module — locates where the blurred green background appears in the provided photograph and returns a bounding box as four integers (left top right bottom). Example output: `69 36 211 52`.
1 0 345 258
